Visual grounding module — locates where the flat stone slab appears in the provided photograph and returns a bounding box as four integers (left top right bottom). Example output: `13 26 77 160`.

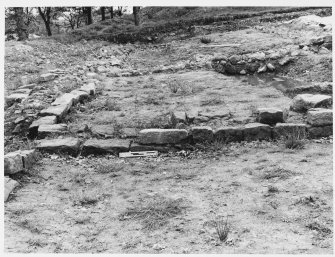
69 90 90 103
121 128 138 138
306 108 332 126
79 83 95 95
40 73 56 82
256 107 285 125
243 123 272 141
191 126 214 142
82 139 130 155
29 116 57 130
39 104 71 118
36 138 81 155
38 124 68 138
139 129 188 145
307 125 333 138
5 177 20 202
91 125 115 138
273 123 307 139
51 93 76 106
290 94 332 112
6 93 29 105
214 126 244 143
4 149 38 175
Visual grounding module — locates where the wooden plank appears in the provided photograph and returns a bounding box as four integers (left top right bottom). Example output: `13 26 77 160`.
119 151 158 158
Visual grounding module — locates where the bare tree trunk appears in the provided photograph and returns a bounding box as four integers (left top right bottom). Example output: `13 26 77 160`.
101 7 105 21
110 7 113 19
133 7 140 26
14 7 28 40
38 7 52 36
117 7 123 16
87 7 93 25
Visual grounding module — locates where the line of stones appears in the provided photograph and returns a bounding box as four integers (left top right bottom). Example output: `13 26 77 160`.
211 34 332 76
4 81 97 202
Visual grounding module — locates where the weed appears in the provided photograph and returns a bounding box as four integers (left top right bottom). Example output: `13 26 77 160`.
283 128 307 149
212 215 230 242
306 220 332 236
200 36 213 44
119 196 186 230
268 185 279 193
27 238 47 248
73 190 100 206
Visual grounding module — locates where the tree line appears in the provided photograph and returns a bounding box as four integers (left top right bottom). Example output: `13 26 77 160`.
6 6 141 40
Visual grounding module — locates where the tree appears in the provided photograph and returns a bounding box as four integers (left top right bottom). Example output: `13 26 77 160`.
13 7 28 40
83 7 93 25
133 6 140 26
117 6 123 16
110 7 113 19
38 7 52 36
101 7 106 21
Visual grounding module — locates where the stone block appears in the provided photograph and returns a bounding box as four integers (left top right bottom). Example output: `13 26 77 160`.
38 124 68 138
256 107 285 125
82 139 130 155
39 104 71 118
306 108 332 126
139 129 188 145
243 123 272 141
290 94 332 112
36 138 81 155
191 126 214 142
273 123 307 139
214 126 244 143
79 83 95 95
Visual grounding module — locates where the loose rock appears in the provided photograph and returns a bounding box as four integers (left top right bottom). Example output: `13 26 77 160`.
243 123 272 141
36 138 81 155
82 139 130 155
5 177 20 202
256 107 285 125
307 108 332 126
290 94 332 112
139 129 188 145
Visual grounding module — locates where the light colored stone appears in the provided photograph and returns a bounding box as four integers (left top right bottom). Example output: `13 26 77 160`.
40 73 56 82
139 129 188 145
214 126 244 143
6 93 29 104
256 107 284 125
257 65 267 73
38 124 68 138
307 108 332 126
198 109 231 119
29 116 57 130
79 83 95 95
191 126 213 142
40 104 71 118
273 123 307 139
121 128 138 138
266 63 275 71
51 93 76 106
243 123 272 141
5 177 20 202
82 139 130 155
290 94 332 112
36 138 81 155
172 111 187 123
69 90 90 103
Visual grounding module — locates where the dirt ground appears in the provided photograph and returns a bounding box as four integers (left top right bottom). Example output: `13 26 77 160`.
4 7 333 254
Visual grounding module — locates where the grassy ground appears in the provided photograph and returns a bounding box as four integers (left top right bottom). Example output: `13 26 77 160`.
4 7 333 253
5 141 333 253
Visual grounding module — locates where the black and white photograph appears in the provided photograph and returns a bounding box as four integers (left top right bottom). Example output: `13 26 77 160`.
3 0 333 254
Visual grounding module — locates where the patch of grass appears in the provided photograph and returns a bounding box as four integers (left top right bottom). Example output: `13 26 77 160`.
27 238 47 248
143 93 166 105
200 36 213 44
59 80 78 93
16 218 42 234
4 138 37 154
261 166 296 180
119 195 187 230
94 161 125 174
306 220 332 236
268 185 279 193
200 95 225 106
104 98 121 111
72 190 100 206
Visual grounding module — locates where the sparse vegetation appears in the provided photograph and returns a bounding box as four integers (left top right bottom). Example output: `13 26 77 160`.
119 196 186 230
212 214 230 242
200 36 212 44
283 128 307 149
94 160 125 173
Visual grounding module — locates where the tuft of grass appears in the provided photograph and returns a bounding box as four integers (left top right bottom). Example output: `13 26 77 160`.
212 215 230 242
119 196 186 230
200 36 213 44
261 166 296 180
283 128 307 149
72 190 100 206
268 185 279 193
200 95 225 106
